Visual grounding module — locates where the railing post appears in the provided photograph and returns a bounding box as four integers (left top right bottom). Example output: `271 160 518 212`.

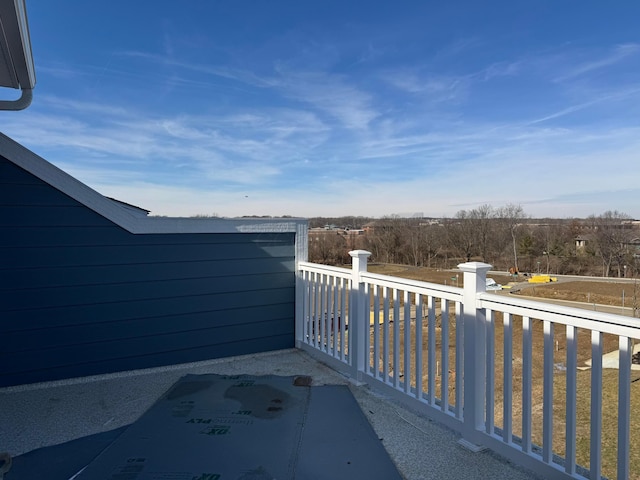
295 267 305 349
458 261 492 450
349 250 371 382
294 223 309 349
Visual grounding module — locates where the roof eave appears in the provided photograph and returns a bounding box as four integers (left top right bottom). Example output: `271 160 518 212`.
0 0 36 110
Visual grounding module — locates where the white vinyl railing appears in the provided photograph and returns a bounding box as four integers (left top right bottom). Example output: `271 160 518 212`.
296 250 640 480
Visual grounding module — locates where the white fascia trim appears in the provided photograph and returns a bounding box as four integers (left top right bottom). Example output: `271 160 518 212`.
0 132 307 235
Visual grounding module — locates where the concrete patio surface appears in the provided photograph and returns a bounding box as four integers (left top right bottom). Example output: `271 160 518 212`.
0 348 542 480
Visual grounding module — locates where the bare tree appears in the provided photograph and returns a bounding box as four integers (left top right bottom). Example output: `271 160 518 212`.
366 216 405 264
444 210 477 262
518 232 541 272
632 279 640 318
529 222 566 274
308 232 347 265
470 204 494 263
421 223 445 268
397 218 422 266
588 210 632 277
496 204 527 272
307 211 633 277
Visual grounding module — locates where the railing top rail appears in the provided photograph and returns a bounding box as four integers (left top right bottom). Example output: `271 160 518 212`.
361 271 463 301
298 261 352 279
479 293 640 338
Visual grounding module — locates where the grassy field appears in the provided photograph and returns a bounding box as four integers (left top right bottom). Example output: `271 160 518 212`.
365 264 640 479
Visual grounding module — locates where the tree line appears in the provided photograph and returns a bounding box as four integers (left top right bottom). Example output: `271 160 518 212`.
308 206 639 277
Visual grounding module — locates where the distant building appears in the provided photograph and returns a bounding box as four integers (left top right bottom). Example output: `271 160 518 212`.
575 234 592 251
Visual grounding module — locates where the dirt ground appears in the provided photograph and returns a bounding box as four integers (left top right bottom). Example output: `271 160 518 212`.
368 263 639 310
514 280 640 308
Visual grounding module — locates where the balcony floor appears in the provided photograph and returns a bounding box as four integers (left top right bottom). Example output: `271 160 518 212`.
0 348 542 479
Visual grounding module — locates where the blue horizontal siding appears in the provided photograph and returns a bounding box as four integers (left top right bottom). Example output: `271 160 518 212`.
6 317 294 371
0 157 298 387
2 258 294 290
4 303 292 353
0 182 84 205
0 243 293 268
0 205 118 227
1 286 294 329
1 272 292 313
0 160 44 184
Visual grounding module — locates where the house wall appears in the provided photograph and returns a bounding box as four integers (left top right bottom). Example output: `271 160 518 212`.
0 156 296 387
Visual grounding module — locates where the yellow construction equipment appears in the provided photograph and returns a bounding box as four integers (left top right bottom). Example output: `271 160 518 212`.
528 274 557 284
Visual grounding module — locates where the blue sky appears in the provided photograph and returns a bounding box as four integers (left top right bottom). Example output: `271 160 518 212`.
3 1 640 218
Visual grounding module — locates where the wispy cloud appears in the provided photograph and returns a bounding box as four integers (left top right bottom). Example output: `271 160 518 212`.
119 51 278 88
527 86 640 125
477 60 521 81
4 94 333 190
273 68 379 130
120 51 379 130
434 37 484 60
382 70 468 98
353 43 388 66
9 100 640 218
554 43 640 82
37 63 90 80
